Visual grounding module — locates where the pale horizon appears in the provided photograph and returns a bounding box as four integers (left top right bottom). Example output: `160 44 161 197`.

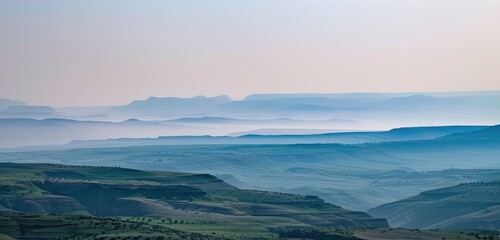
2 0 500 107
2 89 500 108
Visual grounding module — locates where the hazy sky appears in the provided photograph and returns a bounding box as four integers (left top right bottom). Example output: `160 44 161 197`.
1 0 500 107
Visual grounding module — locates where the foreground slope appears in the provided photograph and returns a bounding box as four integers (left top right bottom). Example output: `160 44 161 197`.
368 181 500 230
2 214 498 240
0 163 387 231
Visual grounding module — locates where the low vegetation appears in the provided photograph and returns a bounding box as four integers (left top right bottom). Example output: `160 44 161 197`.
0 163 387 239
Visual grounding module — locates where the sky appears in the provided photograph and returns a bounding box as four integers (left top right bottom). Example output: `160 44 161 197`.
1 0 500 107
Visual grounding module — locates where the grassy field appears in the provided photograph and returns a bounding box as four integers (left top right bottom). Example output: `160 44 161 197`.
0 213 234 240
1 213 498 240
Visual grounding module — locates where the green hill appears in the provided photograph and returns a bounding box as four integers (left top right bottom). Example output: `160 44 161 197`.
368 181 500 230
0 163 388 239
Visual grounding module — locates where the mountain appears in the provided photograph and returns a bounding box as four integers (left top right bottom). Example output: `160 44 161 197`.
0 105 55 113
215 97 365 115
244 93 399 101
368 181 500 230
0 105 62 119
0 98 25 110
2 91 500 125
211 93 500 126
244 91 500 101
109 95 231 119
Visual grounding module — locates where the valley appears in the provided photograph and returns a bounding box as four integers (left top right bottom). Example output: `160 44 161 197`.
0 163 498 240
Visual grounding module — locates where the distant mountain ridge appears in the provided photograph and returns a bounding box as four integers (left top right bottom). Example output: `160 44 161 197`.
110 95 232 118
1 91 499 148
1 105 55 113
0 98 26 110
64 125 488 149
244 91 500 101
2 91 500 125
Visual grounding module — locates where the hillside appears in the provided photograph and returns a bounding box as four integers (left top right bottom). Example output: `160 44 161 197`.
1 164 498 240
438 124 500 141
0 163 387 237
368 181 500 230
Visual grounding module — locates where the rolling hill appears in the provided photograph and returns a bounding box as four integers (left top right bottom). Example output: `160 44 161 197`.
438 124 500 141
368 181 500 230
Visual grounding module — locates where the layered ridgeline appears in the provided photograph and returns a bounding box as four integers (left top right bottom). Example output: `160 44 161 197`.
0 119 487 149
2 125 499 212
1 91 500 149
368 181 500 230
106 92 500 124
66 125 487 148
0 163 387 239
4 92 500 122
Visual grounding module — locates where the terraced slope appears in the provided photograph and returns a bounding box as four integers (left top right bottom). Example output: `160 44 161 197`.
0 163 387 236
